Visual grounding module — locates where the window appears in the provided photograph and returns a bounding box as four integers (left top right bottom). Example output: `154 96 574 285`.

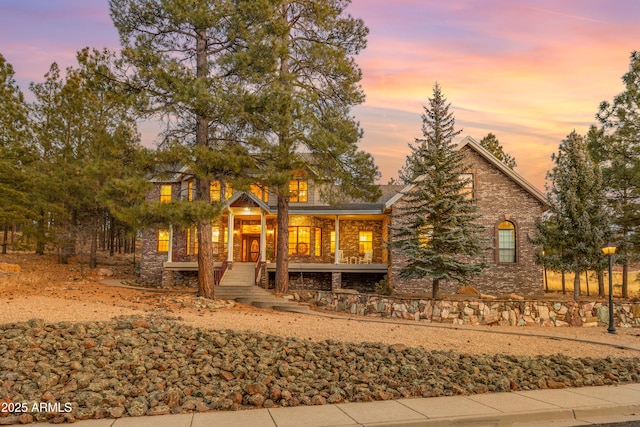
330 231 336 254
210 181 233 202
288 226 311 255
212 226 220 254
250 184 269 202
314 227 322 257
289 179 308 202
498 221 516 263
418 225 433 248
359 231 373 256
157 229 169 252
160 185 172 203
459 174 474 199
186 227 198 255
186 225 220 255
188 182 193 201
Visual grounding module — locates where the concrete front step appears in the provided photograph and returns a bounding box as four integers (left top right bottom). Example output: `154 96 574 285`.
216 284 308 312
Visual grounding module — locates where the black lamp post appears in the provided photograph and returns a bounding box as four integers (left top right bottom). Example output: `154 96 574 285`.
601 243 617 334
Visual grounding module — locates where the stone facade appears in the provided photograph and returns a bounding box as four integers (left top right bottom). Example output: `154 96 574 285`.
389 142 547 296
295 290 640 328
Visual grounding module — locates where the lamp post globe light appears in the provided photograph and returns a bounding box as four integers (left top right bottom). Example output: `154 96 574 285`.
601 243 617 334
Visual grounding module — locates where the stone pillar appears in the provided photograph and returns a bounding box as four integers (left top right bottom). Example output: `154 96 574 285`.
227 211 234 263
331 272 342 291
167 224 173 262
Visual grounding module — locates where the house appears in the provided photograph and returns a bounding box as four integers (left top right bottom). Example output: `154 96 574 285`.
140 136 548 296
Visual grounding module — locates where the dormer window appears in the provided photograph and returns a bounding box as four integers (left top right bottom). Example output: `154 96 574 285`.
290 179 308 202
160 185 172 203
459 173 474 199
250 183 269 202
210 181 232 202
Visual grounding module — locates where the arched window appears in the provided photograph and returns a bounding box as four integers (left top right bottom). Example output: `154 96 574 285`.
498 221 516 263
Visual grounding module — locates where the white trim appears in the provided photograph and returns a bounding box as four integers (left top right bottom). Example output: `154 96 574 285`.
167 224 173 263
334 215 340 264
226 211 234 262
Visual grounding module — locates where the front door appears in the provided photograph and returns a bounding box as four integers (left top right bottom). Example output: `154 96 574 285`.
244 235 261 262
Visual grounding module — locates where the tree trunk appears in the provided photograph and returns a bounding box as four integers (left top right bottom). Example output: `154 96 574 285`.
59 211 77 264
36 209 46 255
622 263 628 299
2 222 8 254
275 195 290 294
197 212 215 298
561 270 566 295
89 209 99 269
432 278 440 299
109 216 115 257
193 26 215 299
597 269 605 298
573 269 580 301
585 271 590 297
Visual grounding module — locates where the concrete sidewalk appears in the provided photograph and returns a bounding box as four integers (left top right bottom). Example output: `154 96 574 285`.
46 383 640 427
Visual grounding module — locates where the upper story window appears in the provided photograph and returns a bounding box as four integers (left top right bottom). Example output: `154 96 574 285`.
210 181 232 202
250 183 269 202
498 221 516 263
160 185 172 203
290 179 308 202
187 181 193 201
459 173 474 199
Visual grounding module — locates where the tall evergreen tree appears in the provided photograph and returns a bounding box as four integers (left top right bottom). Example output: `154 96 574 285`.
589 51 640 299
29 50 147 266
544 131 610 301
478 132 517 169
243 0 380 293
110 0 257 298
392 83 486 299
0 53 34 253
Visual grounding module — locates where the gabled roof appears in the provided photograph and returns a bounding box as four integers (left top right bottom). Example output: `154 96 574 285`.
225 191 271 212
384 135 548 209
459 136 547 206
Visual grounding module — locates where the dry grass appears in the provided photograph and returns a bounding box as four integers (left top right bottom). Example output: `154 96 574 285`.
545 269 640 299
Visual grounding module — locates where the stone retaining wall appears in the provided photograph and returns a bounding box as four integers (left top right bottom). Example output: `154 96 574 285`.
293 291 640 328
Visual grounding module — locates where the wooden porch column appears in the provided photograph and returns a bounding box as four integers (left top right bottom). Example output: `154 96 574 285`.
226 211 234 262
334 215 340 264
168 224 173 263
260 210 266 262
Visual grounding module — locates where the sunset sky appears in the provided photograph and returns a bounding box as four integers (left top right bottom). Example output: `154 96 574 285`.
2 0 640 190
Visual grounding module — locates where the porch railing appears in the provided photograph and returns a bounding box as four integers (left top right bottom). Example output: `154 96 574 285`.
214 260 229 286
255 254 265 287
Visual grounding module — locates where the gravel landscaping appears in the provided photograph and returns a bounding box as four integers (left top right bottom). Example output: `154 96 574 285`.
1 315 639 424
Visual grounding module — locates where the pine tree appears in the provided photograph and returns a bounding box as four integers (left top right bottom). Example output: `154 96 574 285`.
544 131 610 301
392 83 486 299
590 51 640 299
110 0 257 298
478 133 517 169
0 53 34 253
29 50 148 266
242 0 380 293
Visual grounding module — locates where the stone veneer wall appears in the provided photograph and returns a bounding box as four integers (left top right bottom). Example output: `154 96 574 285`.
294 291 640 328
389 146 547 296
